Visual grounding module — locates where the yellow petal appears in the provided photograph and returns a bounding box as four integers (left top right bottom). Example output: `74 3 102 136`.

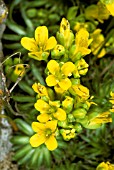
46 75 57 86
34 99 50 112
58 78 72 90
96 162 109 170
32 122 45 132
72 84 89 99
77 47 91 56
28 51 43 60
45 36 57 51
45 135 58 150
76 28 89 48
54 84 65 94
97 48 106 58
106 3 114 16
32 83 39 93
109 100 114 104
46 120 57 132
53 108 66 121
60 18 70 34
110 108 114 112
49 100 60 108
21 37 38 51
61 62 75 76
110 91 114 98
30 133 46 147
37 113 50 122
32 83 48 96
14 64 25 76
35 26 48 45
47 60 60 75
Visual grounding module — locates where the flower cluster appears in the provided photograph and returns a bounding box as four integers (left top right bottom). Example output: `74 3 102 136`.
21 18 112 150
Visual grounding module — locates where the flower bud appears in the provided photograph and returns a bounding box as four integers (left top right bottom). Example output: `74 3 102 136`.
72 108 87 119
51 45 65 59
71 78 80 85
4 57 13 66
47 88 55 101
42 52 49 61
68 114 75 122
5 65 13 75
69 45 82 62
62 96 74 113
26 8 37 18
56 32 65 46
74 123 82 132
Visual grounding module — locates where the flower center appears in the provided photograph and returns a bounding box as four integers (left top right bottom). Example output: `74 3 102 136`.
45 128 52 137
55 71 66 81
49 106 57 114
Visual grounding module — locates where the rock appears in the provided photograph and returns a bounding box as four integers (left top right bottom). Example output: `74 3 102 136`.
0 0 13 164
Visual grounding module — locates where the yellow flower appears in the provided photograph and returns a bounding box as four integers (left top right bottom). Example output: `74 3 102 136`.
74 22 85 32
51 44 65 59
88 111 112 128
71 84 90 100
96 162 109 170
57 18 74 49
75 28 92 56
21 26 57 60
32 83 48 97
75 58 89 76
90 29 106 58
60 18 70 34
14 64 25 76
46 60 75 91
106 2 114 16
54 84 65 95
80 111 112 129
96 161 114 170
85 2 110 23
30 120 58 150
34 99 66 122
62 96 74 112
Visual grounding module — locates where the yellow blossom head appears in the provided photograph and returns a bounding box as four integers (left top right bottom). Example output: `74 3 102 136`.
14 64 25 76
57 18 74 49
74 28 92 56
90 29 106 58
85 2 110 23
32 83 48 97
62 96 74 113
60 18 70 34
34 99 66 122
46 60 75 91
30 120 58 150
85 111 112 129
96 161 114 170
21 26 57 61
71 84 89 100
76 58 89 76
